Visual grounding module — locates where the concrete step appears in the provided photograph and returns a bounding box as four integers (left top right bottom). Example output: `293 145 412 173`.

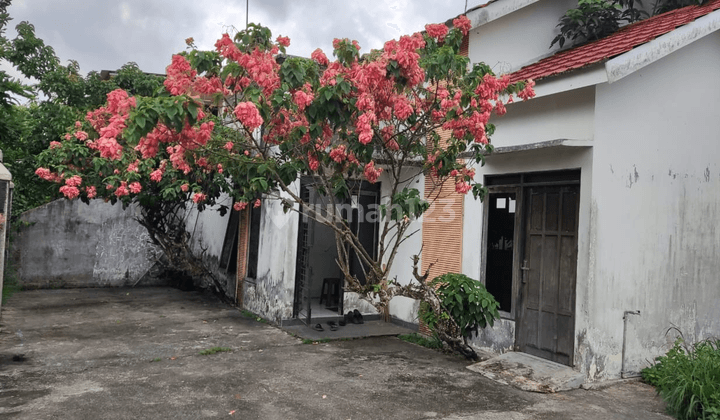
467 351 585 393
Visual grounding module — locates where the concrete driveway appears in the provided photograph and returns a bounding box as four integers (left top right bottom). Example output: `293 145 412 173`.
0 288 671 419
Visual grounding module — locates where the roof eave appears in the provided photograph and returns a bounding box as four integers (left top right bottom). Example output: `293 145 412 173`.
466 0 540 30
511 7 720 100
605 8 720 83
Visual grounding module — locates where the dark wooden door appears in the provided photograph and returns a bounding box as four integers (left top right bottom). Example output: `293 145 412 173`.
517 185 579 366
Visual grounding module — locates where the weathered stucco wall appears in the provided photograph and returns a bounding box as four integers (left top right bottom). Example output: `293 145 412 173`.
184 193 236 300
581 31 720 380
12 199 162 288
243 189 299 323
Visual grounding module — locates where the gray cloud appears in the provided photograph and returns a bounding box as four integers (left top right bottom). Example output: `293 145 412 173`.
6 0 489 76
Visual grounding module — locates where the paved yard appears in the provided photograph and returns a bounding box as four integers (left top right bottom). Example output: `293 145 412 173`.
0 288 670 419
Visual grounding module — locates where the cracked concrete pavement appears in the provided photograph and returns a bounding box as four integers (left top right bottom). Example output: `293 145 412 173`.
0 288 671 419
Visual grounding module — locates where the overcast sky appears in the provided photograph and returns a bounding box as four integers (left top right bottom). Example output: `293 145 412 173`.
5 0 489 77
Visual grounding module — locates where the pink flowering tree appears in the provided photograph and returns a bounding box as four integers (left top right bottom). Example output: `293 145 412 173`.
37 20 534 357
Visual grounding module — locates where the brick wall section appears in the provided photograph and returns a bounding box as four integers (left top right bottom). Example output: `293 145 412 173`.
234 208 250 306
418 34 468 337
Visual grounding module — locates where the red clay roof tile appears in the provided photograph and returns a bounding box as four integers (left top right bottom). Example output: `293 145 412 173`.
508 0 720 83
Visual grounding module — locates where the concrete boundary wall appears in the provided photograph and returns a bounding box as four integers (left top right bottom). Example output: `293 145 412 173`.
11 199 164 288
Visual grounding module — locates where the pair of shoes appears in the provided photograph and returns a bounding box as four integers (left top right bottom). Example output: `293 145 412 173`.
338 318 347 327
313 323 324 331
345 310 364 324
327 321 338 331
353 309 364 324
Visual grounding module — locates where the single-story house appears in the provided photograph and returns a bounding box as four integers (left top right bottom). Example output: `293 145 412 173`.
232 0 720 381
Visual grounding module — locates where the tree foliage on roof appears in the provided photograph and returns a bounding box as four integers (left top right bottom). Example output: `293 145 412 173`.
551 0 710 49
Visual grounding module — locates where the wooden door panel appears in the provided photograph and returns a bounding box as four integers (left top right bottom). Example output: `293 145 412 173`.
541 235 559 312
527 234 543 310
561 192 577 232
530 194 543 230
520 309 539 349
539 311 556 352
559 235 577 314
518 185 579 367
557 314 574 358
544 193 560 232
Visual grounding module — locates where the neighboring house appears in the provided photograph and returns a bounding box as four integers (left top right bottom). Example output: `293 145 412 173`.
233 0 720 381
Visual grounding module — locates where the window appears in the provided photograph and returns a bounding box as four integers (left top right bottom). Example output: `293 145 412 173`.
246 203 262 279
485 192 516 313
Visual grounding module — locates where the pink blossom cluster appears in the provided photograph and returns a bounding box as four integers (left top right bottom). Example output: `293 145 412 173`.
164 55 197 96
425 23 449 42
329 145 347 163
450 168 476 194
58 175 83 199
276 35 290 47
35 167 62 183
167 145 192 174
234 102 264 130
311 48 329 66
453 15 472 36
363 161 383 184
293 86 314 111
84 89 137 160
192 192 207 203
518 79 536 101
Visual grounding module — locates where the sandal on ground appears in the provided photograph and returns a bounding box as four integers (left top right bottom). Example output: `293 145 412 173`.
353 309 364 324
329 324 338 331
313 323 324 331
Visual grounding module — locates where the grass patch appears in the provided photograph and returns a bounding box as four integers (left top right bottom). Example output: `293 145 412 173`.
302 338 332 344
2 254 21 303
642 338 720 419
239 310 267 323
150 357 162 362
398 333 444 350
199 346 232 356
1 274 20 303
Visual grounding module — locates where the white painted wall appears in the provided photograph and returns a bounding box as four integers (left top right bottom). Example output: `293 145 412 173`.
186 193 233 262
383 170 425 323
490 87 596 147
583 31 720 380
467 0 576 73
244 187 300 323
184 192 236 297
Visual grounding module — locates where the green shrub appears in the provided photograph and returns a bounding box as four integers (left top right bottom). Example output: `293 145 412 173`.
420 273 500 339
642 338 720 420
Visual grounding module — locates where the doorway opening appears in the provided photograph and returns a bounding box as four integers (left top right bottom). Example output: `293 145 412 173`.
483 169 580 366
293 178 380 325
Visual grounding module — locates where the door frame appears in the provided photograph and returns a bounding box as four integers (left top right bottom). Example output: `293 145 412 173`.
292 177 382 323
482 169 581 365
